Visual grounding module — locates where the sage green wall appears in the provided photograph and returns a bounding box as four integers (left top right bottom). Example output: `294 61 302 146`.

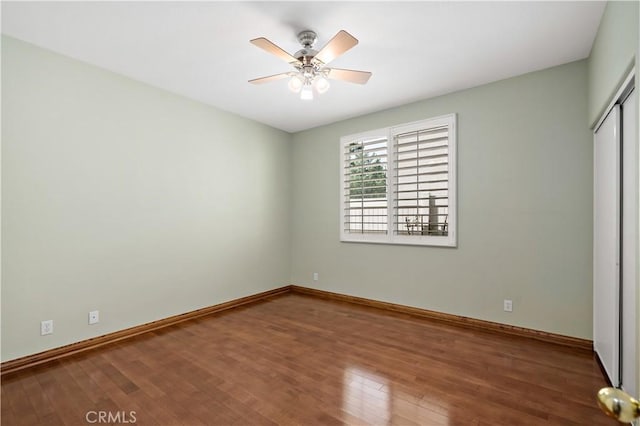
291 60 593 339
1 36 292 361
588 0 639 127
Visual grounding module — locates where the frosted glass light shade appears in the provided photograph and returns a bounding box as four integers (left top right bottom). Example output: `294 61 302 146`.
315 76 330 94
288 75 303 93
300 85 314 100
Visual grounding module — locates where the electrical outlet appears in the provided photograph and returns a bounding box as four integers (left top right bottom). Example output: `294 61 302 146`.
89 310 99 325
313 272 319 281
41 320 53 335
504 299 513 312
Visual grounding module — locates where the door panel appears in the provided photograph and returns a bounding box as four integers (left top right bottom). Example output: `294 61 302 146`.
594 105 620 386
621 90 637 396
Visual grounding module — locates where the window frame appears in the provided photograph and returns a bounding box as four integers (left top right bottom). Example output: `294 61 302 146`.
339 114 457 247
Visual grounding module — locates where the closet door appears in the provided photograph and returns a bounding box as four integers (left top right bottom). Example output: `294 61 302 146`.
593 105 620 386
621 90 637 396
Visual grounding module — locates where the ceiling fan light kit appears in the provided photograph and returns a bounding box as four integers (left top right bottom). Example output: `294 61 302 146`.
249 29 372 100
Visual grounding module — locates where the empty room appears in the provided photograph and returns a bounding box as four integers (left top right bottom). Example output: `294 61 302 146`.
1 1 639 425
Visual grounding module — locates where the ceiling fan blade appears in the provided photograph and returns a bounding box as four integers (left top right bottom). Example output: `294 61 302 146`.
327 68 372 84
250 37 301 65
249 73 291 84
313 30 358 65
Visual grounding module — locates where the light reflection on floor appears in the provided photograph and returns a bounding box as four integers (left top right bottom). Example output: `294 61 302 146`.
342 366 450 425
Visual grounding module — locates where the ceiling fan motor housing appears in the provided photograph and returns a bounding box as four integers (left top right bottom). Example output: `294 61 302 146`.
294 48 318 64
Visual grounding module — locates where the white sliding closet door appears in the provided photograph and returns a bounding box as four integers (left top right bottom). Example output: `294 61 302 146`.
621 90 637 397
594 105 620 386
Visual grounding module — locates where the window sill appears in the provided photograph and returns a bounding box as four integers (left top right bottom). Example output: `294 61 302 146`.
340 235 457 248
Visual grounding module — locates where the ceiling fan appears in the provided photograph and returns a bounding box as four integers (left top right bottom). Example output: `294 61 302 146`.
249 30 372 100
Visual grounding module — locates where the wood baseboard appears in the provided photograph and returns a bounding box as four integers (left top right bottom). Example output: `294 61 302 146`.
2 283 592 376
290 285 593 352
0 286 291 376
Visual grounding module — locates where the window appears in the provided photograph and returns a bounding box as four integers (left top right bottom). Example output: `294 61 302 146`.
340 114 456 247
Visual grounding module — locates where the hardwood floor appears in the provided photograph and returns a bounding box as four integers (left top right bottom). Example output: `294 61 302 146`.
1 294 615 425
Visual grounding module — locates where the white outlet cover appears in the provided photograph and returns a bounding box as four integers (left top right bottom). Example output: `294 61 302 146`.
89 310 99 325
313 272 319 281
41 320 53 335
504 300 513 312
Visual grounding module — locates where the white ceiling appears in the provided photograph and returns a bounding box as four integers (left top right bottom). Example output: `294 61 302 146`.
2 1 605 133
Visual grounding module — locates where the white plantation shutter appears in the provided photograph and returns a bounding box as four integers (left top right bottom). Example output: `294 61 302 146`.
340 114 456 247
394 126 449 237
342 135 388 235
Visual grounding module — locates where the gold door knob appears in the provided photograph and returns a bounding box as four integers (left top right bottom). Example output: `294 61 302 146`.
597 387 640 423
